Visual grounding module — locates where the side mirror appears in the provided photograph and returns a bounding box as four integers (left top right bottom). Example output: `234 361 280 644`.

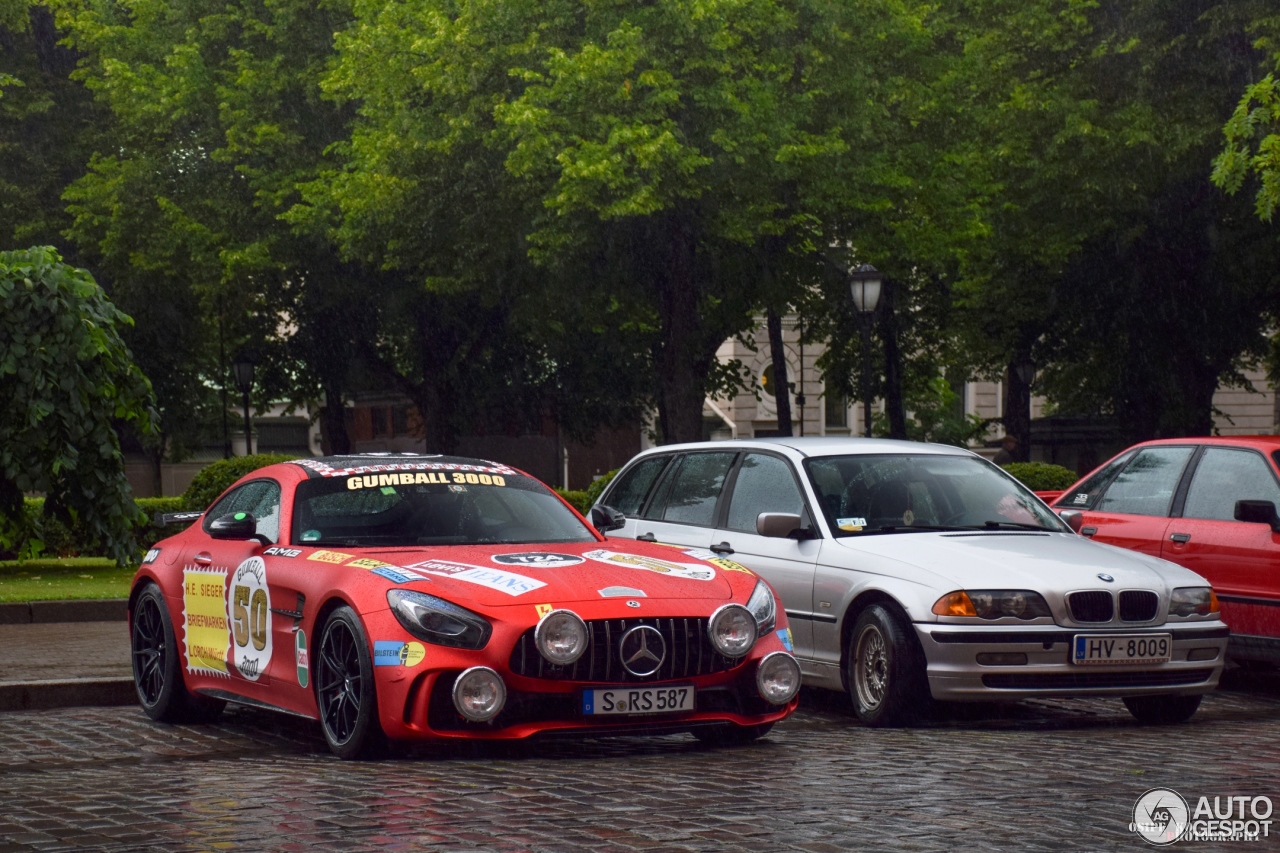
589 505 627 533
1234 500 1280 532
757 512 804 539
1057 509 1084 534
209 512 262 542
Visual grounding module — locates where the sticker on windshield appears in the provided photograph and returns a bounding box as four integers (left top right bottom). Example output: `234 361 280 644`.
837 517 866 532
583 549 716 581
344 471 507 490
407 559 546 596
492 552 585 568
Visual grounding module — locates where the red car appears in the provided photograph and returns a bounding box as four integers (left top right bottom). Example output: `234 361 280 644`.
1051 437 1280 664
130 455 800 758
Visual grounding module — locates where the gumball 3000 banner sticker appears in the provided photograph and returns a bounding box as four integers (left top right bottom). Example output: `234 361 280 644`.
582 549 717 581
182 566 230 677
226 557 273 682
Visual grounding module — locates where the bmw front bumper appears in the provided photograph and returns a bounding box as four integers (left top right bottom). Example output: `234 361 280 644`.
914 621 1229 702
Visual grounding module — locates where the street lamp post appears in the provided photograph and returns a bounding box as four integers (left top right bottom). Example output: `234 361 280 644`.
232 355 255 456
848 264 883 438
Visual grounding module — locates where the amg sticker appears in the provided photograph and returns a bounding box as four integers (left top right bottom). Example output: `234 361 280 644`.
263 546 302 558
142 548 161 565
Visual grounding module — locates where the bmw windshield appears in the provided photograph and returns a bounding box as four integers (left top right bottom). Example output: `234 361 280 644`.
290 471 596 547
804 454 1067 536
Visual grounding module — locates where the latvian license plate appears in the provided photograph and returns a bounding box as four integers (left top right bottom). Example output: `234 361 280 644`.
582 685 695 716
1073 633 1172 666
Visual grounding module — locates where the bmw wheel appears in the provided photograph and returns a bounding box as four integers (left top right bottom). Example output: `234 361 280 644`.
1124 694 1202 725
316 606 386 759
131 583 225 723
846 603 929 727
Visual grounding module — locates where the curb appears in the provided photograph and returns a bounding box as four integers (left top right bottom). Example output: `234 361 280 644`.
0 679 135 712
0 599 128 625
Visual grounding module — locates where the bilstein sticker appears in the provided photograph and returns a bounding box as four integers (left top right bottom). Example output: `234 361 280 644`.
346 472 505 490
407 559 546 596
582 549 716 582
227 557 272 682
373 641 426 667
182 566 230 677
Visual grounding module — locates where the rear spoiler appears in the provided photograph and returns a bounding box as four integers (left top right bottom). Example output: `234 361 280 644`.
155 511 205 526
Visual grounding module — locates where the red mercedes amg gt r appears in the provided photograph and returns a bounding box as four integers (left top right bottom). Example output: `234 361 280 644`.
130 455 800 758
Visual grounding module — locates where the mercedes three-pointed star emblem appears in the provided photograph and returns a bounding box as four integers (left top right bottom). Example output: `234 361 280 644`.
619 624 666 677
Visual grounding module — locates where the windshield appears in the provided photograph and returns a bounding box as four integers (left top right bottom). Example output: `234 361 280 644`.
290 471 597 547
804 454 1066 536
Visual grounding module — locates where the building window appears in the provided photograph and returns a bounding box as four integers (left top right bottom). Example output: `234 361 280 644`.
392 406 410 436
761 364 777 398
824 376 848 428
371 406 388 438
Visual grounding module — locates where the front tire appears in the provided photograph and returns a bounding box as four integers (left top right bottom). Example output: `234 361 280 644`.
1124 694 1202 725
847 604 929 727
316 606 387 759
692 722 774 746
131 583 225 723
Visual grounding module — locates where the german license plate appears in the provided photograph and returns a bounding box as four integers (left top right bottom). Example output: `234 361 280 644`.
1072 633 1172 665
582 685 695 715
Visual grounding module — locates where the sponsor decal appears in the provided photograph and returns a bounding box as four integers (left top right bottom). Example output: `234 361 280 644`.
535 603 554 619
290 458 519 478
598 586 647 598
300 529 321 542
373 640 426 667
837 517 866 532
295 629 309 687
448 485 467 493
142 548 161 565
346 558 391 569
1072 493 1089 505
681 549 753 575
227 557 272 682
407 559 546 596
371 566 420 584
307 550 353 564
492 552 584 568
777 628 794 652
182 566 229 677
344 471 507 490
263 546 301 558
583 549 716 582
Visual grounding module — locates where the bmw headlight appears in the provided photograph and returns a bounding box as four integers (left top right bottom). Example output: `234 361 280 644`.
387 589 492 649
932 590 1052 620
707 603 757 657
746 580 777 635
535 609 589 665
1170 587 1219 617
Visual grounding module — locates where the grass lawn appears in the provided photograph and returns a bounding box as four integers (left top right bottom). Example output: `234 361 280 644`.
0 557 135 602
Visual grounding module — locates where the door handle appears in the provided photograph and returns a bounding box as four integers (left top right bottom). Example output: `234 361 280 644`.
1170 532 1191 544
193 552 213 565
1080 527 1097 537
636 532 656 543
711 541 735 555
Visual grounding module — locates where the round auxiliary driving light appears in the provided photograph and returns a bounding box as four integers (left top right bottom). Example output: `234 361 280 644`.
535 609 589 666
756 652 802 705
707 604 758 657
452 666 507 722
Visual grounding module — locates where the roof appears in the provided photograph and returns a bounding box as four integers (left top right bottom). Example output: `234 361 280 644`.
1130 436 1280 450
645 436 974 458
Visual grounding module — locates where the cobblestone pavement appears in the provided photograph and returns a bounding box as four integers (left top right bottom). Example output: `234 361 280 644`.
2 675 1280 852
0 623 129 684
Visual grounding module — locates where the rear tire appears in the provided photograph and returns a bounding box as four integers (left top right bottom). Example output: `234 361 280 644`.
316 606 387 759
131 583 225 724
692 722 774 746
1123 694 1202 725
846 604 930 727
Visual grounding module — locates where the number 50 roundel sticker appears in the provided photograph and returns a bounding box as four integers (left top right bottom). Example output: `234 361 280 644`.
227 557 273 681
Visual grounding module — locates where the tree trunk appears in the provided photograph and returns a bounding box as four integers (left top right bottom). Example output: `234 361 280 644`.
146 440 164 497
1003 362 1032 463
653 219 708 445
878 281 907 440
320 383 350 456
766 308 793 437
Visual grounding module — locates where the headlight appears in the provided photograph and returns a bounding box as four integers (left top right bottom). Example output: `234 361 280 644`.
931 590 1052 620
535 609 589 665
746 580 777 634
1170 587 1219 617
756 651 801 705
387 589 492 649
452 666 506 722
707 603 757 657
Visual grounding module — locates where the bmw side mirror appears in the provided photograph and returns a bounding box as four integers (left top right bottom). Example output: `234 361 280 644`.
590 505 627 533
1057 509 1084 534
1234 500 1280 533
757 512 804 539
209 512 266 543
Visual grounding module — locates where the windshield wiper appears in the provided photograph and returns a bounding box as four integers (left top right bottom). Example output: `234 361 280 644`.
970 520 1051 532
850 524 966 535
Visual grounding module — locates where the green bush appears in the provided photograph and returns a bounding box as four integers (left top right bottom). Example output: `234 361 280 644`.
13 495 188 559
584 469 618 508
554 488 590 513
181 453 300 511
1002 462 1078 491
135 497 187 550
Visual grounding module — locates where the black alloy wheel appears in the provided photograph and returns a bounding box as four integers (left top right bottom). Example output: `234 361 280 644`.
130 583 224 723
316 606 386 759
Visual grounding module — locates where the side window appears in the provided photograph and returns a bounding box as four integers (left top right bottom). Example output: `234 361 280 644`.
603 456 671 516
205 480 282 543
1182 448 1280 521
725 454 805 533
1059 451 1134 509
656 452 737 526
1094 447 1194 517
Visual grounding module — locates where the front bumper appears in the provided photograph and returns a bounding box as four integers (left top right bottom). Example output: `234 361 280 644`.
915 622 1229 702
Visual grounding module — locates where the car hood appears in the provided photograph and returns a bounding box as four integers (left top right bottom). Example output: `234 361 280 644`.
832 531 1208 592
341 540 738 606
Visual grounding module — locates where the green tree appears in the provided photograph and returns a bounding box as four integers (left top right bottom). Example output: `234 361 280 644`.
0 247 155 563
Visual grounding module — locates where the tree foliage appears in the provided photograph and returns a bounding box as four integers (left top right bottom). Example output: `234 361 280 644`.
0 247 155 564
